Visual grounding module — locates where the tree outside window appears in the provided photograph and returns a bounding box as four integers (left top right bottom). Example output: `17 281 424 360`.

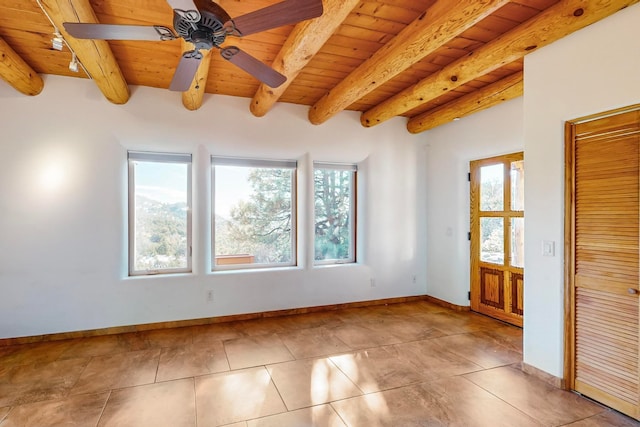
212 158 296 269
314 163 356 264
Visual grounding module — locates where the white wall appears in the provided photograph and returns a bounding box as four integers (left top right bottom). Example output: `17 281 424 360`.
0 76 425 338
523 3 640 377
421 98 524 306
421 2 640 379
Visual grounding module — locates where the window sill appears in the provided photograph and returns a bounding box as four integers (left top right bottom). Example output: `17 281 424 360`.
210 265 303 275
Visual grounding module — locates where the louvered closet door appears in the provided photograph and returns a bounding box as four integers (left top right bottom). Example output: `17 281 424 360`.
572 109 640 419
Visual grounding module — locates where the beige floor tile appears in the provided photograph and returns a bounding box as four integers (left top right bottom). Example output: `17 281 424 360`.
224 334 294 370
281 312 344 330
330 347 425 393
190 323 245 345
393 338 483 380
98 378 195 427
156 341 229 382
0 392 109 427
331 376 541 427
331 308 371 323
327 323 403 350
476 324 523 353
139 327 192 349
71 349 160 395
267 358 361 410
392 300 447 315
0 341 70 367
232 318 293 336
465 365 606 425
0 357 90 407
278 326 351 359
358 317 445 343
247 405 346 427
561 410 640 426
410 311 496 335
195 367 286 426
431 331 522 368
0 407 10 423
58 334 147 360
2 301 632 427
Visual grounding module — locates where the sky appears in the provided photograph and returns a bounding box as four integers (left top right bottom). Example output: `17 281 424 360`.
135 161 188 204
133 161 254 219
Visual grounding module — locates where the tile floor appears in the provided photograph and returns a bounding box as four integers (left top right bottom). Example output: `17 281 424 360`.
0 300 638 426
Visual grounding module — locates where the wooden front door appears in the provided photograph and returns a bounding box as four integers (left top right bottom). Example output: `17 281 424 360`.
470 153 524 327
567 106 640 419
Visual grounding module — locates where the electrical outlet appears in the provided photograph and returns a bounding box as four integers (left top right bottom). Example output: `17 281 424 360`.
370 278 376 287
206 290 214 303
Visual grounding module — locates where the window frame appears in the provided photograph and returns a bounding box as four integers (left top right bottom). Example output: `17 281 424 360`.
211 156 298 271
128 151 192 276
313 162 357 265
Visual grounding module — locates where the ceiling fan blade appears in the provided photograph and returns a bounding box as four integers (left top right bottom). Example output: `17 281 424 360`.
228 0 323 37
63 23 176 41
220 47 286 88
166 0 201 22
169 51 203 91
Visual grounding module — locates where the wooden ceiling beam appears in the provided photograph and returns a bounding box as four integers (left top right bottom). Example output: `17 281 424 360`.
407 71 523 134
181 39 211 111
307 0 509 125
0 36 43 96
39 0 129 104
362 0 639 128
249 0 359 117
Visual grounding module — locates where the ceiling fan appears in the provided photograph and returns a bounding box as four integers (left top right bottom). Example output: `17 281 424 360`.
63 0 323 91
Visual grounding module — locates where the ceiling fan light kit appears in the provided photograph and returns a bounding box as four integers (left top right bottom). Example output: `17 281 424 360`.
62 0 323 92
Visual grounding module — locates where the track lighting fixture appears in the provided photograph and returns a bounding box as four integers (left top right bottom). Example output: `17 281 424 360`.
69 53 79 72
52 34 64 51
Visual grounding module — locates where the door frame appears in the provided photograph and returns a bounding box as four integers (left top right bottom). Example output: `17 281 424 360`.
563 103 640 388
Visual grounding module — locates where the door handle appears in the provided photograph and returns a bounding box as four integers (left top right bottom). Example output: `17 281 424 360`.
628 288 638 295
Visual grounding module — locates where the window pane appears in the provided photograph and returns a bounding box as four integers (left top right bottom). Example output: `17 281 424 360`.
480 164 503 211
511 160 524 211
480 217 504 264
511 217 524 268
214 163 295 268
314 167 355 263
131 160 190 273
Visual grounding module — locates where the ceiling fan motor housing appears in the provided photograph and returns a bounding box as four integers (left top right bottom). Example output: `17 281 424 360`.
173 1 231 49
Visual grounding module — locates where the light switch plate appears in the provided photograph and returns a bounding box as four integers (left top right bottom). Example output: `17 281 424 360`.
542 240 555 257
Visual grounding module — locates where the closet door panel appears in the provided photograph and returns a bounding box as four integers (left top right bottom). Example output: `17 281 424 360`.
572 110 640 419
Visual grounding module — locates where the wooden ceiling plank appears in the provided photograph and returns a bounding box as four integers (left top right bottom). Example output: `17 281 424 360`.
181 39 212 111
307 0 509 125
250 0 360 117
39 0 130 104
362 0 639 127
0 36 43 95
354 1 437 24
407 71 523 133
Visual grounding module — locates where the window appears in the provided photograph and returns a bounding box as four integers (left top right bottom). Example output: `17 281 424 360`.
128 151 192 275
314 162 356 264
212 157 297 269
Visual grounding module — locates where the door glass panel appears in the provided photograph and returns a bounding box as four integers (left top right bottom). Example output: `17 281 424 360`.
511 160 525 211
480 217 504 264
511 217 524 268
480 164 503 211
